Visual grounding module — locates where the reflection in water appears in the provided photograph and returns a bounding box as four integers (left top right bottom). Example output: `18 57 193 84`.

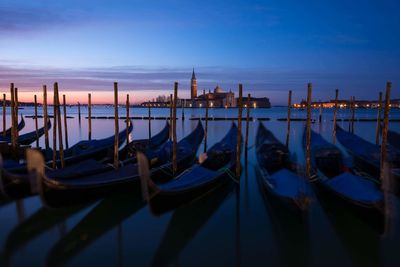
152 182 234 267
235 182 241 267
117 224 123 267
46 193 145 266
3 205 87 266
319 195 381 267
256 166 311 267
1 107 400 266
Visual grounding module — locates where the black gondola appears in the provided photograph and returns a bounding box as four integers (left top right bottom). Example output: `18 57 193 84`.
255 123 312 213
2 122 134 174
43 121 134 168
0 119 51 146
305 128 384 232
336 125 400 194
0 115 25 139
36 121 204 207
0 123 134 199
47 122 170 180
144 123 241 215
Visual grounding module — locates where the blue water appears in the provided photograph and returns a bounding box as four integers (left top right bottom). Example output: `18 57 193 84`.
1 106 400 267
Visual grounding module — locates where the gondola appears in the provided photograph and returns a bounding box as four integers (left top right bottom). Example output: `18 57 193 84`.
35 121 204 207
304 128 384 232
387 130 400 150
144 123 241 215
2 122 134 174
47 121 170 180
0 119 51 146
255 123 312 213
0 115 25 138
43 121 134 168
256 163 311 267
0 123 134 199
336 125 400 194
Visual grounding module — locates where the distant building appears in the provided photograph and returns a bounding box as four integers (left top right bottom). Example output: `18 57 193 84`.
294 99 400 109
239 97 271 108
141 69 271 108
188 85 236 108
190 68 197 99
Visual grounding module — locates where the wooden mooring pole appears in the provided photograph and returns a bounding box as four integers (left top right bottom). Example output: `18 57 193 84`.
172 82 178 176
55 83 64 168
126 94 130 145
245 94 251 148
78 102 81 125
285 90 292 147
305 83 312 178
351 96 356 134
63 95 69 149
2 93 6 137
332 89 339 144
348 96 353 132
52 86 57 169
236 84 243 177
10 83 16 150
169 94 173 140
14 87 19 140
148 105 152 140
375 92 383 145
204 94 209 153
88 93 92 140
34 95 39 147
43 85 49 149
319 100 322 124
381 82 392 234
182 99 185 120
380 82 391 180
114 83 119 169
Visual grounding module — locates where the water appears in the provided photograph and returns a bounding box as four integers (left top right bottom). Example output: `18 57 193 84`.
1 106 400 267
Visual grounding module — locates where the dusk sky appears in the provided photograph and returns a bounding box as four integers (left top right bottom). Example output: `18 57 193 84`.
0 0 399 104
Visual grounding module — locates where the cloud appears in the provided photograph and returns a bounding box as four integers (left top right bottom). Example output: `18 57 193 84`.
0 64 397 105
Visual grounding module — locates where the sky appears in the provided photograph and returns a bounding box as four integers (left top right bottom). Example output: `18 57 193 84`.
0 0 399 105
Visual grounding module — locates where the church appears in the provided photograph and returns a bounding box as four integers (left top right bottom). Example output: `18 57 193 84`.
187 69 236 108
140 69 271 108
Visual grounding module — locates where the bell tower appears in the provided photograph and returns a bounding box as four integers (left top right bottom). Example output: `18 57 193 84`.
190 68 197 99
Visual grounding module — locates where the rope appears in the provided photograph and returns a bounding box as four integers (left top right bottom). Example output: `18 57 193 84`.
218 167 239 183
158 165 173 176
353 169 381 184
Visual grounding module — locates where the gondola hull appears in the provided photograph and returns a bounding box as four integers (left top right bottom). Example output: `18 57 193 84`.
335 125 400 195
149 167 233 215
255 167 309 218
148 123 240 215
0 170 34 199
0 124 135 199
40 151 199 207
311 178 384 233
38 122 204 207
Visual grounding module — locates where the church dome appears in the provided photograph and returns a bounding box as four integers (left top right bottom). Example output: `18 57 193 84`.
214 85 223 93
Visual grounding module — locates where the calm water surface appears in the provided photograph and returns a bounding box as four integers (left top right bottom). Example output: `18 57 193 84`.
1 106 400 267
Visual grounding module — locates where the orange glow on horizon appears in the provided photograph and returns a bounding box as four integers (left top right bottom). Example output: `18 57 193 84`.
2 90 183 105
